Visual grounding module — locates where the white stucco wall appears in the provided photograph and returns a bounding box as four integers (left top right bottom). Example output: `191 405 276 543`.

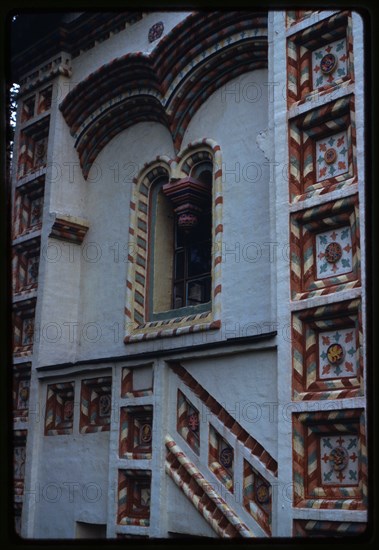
33 377 110 538
182 350 278 459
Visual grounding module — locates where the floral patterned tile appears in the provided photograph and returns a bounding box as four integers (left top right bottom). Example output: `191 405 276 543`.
316 130 349 182
312 38 348 90
315 225 353 279
320 434 359 486
318 327 358 379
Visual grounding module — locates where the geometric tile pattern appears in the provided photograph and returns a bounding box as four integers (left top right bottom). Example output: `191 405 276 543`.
316 130 349 182
121 367 153 398
177 390 200 455
243 460 271 535
315 225 353 278
293 409 367 509
288 95 356 202
165 435 253 538
45 382 75 436
287 11 353 106
119 406 153 459
117 470 151 526
292 298 363 400
79 377 112 433
124 140 223 344
290 195 360 300
171 363 278 476
312 38 348 90
209 425 234 493
293 519 368 537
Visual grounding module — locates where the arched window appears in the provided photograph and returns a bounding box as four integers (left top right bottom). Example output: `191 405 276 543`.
148 159 213 320
124 140 223 342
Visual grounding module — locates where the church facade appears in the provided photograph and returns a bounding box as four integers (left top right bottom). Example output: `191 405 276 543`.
11 10 368 538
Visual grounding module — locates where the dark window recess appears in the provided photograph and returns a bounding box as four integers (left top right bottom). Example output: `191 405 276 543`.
173 207 212 308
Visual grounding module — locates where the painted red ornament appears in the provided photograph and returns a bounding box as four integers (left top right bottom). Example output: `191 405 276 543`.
324 147 337 165
320 52 337 74
329 446 349 471
325 241 343 264
187 412 199 432
327 342 345 365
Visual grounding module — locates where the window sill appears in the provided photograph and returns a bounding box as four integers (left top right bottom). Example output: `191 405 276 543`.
150 301 211 321
124 312 220 344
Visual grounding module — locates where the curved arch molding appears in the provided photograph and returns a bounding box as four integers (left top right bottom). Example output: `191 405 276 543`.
59 11 268 179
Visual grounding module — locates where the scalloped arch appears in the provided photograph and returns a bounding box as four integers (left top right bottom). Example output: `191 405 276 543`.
60 11 268 179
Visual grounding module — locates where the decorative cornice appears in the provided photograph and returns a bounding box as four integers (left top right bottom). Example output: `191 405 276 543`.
49 213 89 244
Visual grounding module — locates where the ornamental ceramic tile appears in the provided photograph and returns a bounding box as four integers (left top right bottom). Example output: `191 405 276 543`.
320 434 359 486
315 225 353 279
312 38 348 90
316 130 349 182
14 446 26 479
318 327 358 379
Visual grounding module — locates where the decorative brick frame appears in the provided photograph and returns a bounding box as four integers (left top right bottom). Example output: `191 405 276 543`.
243 459 272 535
14 430 27 502
45 382 75 435
121 366 154 398
208 425 234 493
79 377 112 433
290 194 360 300
37 85 52 114
124 139 223 343
293 519 367 537
12 238 40 295
293 408 367 509
117 470 151 526
12 176 44 239
289 95 357 202
292 298 363 401
13 298 36 357
177 389 200 455
17 117 50 179
287 11 353 106
119 406 153 459
13 363 31 422
286 10 314 28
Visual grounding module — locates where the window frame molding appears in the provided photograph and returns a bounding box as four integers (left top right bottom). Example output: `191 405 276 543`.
124 138 223 344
